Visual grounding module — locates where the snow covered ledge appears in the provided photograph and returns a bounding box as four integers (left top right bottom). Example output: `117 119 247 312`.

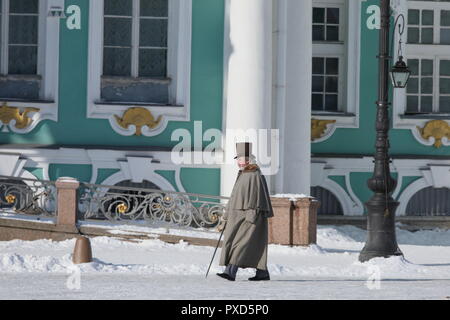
269 195 320 246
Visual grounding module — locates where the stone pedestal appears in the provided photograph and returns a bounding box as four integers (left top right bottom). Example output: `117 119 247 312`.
268 196 320 246
55 177 79 228
268 197 293 245
293 198 320 245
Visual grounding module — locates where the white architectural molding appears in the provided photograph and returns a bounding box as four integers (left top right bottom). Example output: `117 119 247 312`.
392 173 403 200
311 160 364 215
19 169 41 181
0 147 221 194
86 0 192 137
423 165 450 188
0 153 21 176
311 157 450 215
344 172 365 214
311 161 328 186
174 168 186 193
323 178 362 215
101 167 176 192
396 177 428 216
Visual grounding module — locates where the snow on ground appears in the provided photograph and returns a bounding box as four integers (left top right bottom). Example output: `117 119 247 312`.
1 225 450 299
80 219 221 240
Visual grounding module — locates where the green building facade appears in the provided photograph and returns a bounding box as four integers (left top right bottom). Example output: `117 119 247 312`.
0 0 449 217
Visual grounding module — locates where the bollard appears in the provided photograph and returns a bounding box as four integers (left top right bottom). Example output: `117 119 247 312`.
72 236 93 264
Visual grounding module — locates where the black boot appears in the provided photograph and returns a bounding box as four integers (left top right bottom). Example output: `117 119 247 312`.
217 264 238 281
216 273 235 281
248 268 270 281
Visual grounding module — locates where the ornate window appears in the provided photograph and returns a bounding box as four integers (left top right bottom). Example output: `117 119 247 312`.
102 0 169 103
393 0 450 146
87 0 192 136
311 0 361 141
405 58 450 113
405 3 450 114
0 0 62 134
312 57 340 112
0 0 40 100
312 2 345 113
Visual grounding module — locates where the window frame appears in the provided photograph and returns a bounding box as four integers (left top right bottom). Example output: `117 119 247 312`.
405 57 436 113
311 0 361 142
312 5 343 43
311 55 345 113
87 0 192 137
0 0 62 134
393 0 450 138
102 0 169 78
1 0 40 76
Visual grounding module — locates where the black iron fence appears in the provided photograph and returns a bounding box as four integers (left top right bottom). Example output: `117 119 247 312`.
0 175 57 218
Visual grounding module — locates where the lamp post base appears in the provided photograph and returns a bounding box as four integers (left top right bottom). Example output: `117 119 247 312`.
358 194 403 263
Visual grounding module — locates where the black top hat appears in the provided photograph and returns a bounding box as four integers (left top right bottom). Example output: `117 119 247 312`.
234 142 252 159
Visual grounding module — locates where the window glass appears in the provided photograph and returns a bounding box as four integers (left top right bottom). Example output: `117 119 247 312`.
312 57 339 112
312 6 340 42
8 0 38 75
406 59 434 113
311 2 345 114
101 0 170 104
103 0 168 78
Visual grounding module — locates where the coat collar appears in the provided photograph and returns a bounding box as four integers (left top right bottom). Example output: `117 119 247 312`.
241 164 260 172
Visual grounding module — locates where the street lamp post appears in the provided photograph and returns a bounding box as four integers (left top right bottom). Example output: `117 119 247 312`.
359 0 403 262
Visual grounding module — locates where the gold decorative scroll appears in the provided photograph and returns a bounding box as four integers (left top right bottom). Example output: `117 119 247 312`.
417 120 450 148
311 119 336 141
0 102 40 130
114 107 163 136
117 203 128 214
5 194 16 204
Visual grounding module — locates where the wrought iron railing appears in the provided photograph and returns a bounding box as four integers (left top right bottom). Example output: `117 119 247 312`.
0 175 57 218
78 182 229 229
0 175 229 229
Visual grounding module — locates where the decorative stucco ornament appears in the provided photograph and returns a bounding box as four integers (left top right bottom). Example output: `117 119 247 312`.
311 119 337 141
417 120 450 148
114 107 163 136
0 102 40 130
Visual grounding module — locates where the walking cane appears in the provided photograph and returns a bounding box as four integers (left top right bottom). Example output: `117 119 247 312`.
205 220 227 278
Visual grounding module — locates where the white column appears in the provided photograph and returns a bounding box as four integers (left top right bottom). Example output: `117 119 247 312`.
221 0 273 197
274 0 312 196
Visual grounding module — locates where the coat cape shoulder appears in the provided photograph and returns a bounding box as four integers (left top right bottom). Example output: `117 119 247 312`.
227 164 274 217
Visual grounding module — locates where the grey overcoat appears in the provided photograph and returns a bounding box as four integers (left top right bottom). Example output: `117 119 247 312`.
219 164 274 270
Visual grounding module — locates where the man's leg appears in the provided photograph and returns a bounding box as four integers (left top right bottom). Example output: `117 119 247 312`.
217 264 239 281
225 264 239 278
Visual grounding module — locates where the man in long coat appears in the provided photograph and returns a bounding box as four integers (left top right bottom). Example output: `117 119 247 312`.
216 142 274 281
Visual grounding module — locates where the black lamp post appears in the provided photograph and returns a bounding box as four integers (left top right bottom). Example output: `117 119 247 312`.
359 0 409 262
